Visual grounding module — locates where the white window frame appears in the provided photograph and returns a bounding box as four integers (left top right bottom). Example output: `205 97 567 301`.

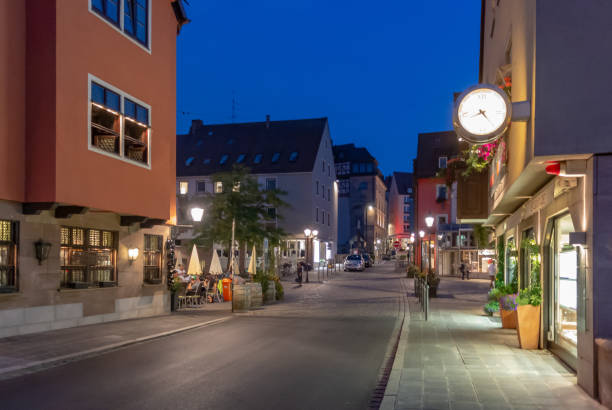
436 214 448 227
179 181 188 195
87 74 152 170
215 181 223 193
265 177 277 191
88 0 152 54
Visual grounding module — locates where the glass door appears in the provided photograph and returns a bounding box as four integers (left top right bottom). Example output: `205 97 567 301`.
548 213 578 363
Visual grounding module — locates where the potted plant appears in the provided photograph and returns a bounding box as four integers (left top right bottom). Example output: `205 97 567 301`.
406 264 419 278
426 271 440 297
484 301 499 316
499 292 518 329
516 285 542 349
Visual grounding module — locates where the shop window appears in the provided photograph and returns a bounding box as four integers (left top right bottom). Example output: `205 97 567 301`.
505 238 518 286
90 78 151 166
143 234 163 284
0 220 18 292
60 227 117 288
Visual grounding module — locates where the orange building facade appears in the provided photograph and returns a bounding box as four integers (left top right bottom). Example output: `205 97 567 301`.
0 0 182 337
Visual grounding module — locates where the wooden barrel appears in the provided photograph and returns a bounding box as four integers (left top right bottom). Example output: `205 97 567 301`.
248 283 263 309
264 285 276 304
232 284 250 312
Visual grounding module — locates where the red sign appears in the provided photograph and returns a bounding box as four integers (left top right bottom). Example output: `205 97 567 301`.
393 241 400 248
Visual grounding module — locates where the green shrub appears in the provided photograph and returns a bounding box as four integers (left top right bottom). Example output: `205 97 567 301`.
488 288 503 302
517 285 542 306
275 280 284 300
406 264 420 278
484 301 500 316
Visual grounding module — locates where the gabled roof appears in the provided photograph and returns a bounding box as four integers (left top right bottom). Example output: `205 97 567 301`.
392 172 413 195
415 131 460 178
177 118 328 176
332 143 375 163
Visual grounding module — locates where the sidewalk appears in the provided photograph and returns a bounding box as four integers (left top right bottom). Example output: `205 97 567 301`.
382 277 604 410
0 303 231 381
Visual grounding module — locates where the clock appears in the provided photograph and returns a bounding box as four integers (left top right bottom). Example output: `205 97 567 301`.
453 84 511 144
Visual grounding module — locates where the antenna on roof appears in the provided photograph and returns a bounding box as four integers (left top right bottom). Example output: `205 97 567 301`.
231 90 237 123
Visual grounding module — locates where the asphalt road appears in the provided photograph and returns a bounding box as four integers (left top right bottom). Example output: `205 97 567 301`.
0 262 403 410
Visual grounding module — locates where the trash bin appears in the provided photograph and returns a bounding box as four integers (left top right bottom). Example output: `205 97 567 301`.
222 278 232 301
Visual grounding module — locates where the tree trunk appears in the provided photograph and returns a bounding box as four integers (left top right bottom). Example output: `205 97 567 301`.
225 240 232 272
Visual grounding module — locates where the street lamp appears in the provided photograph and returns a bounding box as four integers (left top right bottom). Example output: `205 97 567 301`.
304 228 318 283
190 207 204 222
424 215 434 273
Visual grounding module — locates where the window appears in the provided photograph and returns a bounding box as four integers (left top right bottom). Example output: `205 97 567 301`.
328 188 331 201
437 215 448 226
316 208 319 222
321 210 325 224
60 227 117 288
403 215 410 223
266 178 276 191
219 155 229 165
197 181 207 193
328 164 331 177
215 181 223 193
203 158 211 165
359 182 368 190
0 220 18 292
404 196 411 204
436 185 447 202
408 188 412 193
328 213 330 226
271 152 280 163
322 160 325 172
236 154 246 164
185 157 194 167
366 163 373 173
143 234 163 284
359 163 366 173
90 0 150 50
233 181 240 192
352 163 359 173
123 0 148 46
289 152 298 162
335 162 350 176
316 181 319 195
404 205 410 213
322 184 325 199
404 225 410 233
89 77 150 166
339 180 350 194
439 156 448 169
179 181 188 195
253 153 263 164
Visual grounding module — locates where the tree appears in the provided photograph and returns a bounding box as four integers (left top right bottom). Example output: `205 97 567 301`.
192 165 288 273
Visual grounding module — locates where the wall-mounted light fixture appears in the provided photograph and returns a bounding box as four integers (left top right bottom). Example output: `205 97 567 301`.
128 247 139 264
190 207 204 222
34 239 52 265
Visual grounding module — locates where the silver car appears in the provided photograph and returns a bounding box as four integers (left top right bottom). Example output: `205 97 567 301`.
344 254 365 272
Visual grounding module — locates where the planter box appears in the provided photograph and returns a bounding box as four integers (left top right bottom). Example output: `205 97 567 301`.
500 308 517 329
596 338 612 409
428 286 437 298
264 285 276 304
516 304 541 349
248 283 263 309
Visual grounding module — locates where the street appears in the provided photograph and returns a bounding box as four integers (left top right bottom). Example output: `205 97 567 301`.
0 263 403 410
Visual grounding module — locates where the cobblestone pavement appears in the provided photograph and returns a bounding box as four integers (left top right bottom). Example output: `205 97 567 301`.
382 276 604 410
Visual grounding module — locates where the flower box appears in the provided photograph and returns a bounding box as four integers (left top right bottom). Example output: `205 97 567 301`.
516 304 541 349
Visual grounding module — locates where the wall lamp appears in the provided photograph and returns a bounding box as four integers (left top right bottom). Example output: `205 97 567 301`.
34 239 52 265
128 247 139 264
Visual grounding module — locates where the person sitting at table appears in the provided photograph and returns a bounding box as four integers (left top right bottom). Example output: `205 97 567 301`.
186 276 200 293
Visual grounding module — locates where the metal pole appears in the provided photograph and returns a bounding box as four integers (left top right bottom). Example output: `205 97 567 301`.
231 217 235 313
305 236 310 283
425 283 429 320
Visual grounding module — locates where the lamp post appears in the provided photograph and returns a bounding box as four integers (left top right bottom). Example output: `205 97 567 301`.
425 215 434 273
418 230 425 271
410 234 415 264
304 228 318 283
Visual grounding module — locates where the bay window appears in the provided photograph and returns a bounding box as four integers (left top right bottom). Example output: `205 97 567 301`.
89 76 151 167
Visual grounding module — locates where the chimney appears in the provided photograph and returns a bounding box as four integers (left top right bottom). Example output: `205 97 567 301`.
190 119 203 134
265 114 270 128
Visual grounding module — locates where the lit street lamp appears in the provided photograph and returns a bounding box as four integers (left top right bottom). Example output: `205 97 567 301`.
425 215 434 273
304 228 318 283
190 207 204 222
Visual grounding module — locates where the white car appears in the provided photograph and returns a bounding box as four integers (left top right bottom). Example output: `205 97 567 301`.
344 254 365 272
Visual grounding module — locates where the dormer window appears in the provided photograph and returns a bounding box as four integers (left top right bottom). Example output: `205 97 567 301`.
236 154 246 164
271 153 280 163
289 151 298 162
219 155 228 165
253 153 263 164
185 157 194 166
203 158 211 164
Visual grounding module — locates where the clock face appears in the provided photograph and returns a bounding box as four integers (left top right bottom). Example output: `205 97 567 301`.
453 85 511 144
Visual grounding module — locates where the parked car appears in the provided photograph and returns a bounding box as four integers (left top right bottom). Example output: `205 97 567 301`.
362 253 372 267
344 254 365 272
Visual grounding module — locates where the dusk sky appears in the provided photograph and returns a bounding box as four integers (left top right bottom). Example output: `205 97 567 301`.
176 1 481 175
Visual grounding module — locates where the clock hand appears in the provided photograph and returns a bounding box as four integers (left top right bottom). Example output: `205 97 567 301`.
480 110 495 127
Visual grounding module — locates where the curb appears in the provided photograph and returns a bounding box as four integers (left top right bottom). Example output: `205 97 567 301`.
380 278 410 410
0 316 232 381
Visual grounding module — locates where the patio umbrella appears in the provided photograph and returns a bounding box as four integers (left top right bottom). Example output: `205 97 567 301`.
209 250 224 275
247 244 257 275
187 245 201 276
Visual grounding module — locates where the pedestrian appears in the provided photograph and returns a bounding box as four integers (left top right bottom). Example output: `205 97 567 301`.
296 262 303 286
488 259 496 288
460 262 466 280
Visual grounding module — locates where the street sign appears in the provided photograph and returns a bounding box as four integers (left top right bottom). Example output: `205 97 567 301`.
393 241 400 248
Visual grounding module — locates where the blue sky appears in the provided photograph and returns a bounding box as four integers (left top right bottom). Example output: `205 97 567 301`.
176 0 481 175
